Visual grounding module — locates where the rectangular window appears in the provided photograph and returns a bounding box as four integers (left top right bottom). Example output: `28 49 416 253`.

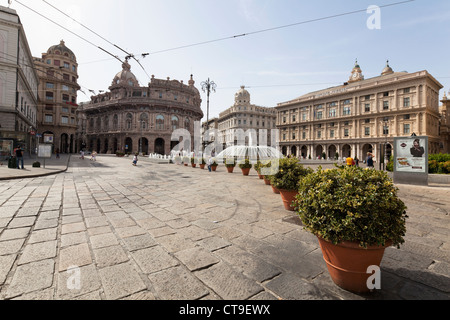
64 62 70 69
365 95 371 101
283 117 287 124
62 107 69 113
46 92 54 100
343 99 351 105
292 115 296 122
63 74 70 81
317 131 322 138
71 117 75 124
62 94 70 102
46 59 51 65
383 92 389 97
45 115 53 123
404 114 410 120
46 83 54 89
72 65 76 72
383 101 389 110
404 124 411 134
302 131 306 139
292 133 296 140
329 109 336 118
403 97 410 107
45 105 53 111
302 113 307 121
343 107 351 116
365 104 370 112
365 127 370 136
54 60 60 66
404 88 410 94
344 129 349 137
62 85 69 91
61 116 69 124
383 126 389 135
317 111 323 120
330 130 335 138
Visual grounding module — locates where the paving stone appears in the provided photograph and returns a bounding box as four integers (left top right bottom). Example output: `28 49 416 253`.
89 233 119 249
175 247 220 271
136 217 166 230
214 245 281 282
114 226 147 238
132 246 179 274
85 216 109 228
61 232 88 248
0 227 31 241
121 290 156 300
0 238 25 256
87 226 112 236
62 215 83 224
59 243 92 272
56 264 102 299
28 228 57 244
156 233 196 253
178 225 213 241
147 226 176 238
5 259 55 299
194 262 263 300
0 254 16 285
15 206 41 217
37 210 60 220
62 222 86 235
12 288 54 300
0 218 10 229
148 266 209 300
197 236 232 252
110 218 136 228
8 216 37 229
18 240 57 265
122 234 157 252
98 262 147 300
34 219 59 231
93 245 129 268
264 273 339 300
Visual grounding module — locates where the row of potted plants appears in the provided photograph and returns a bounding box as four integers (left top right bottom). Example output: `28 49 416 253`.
255 157 408 294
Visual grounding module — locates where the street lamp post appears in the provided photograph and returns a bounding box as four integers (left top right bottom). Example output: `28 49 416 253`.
201 78 217 148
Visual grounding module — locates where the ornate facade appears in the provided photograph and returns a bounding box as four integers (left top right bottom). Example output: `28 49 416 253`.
218 86 277 148
0 6 39 158
34 40 80 153
276 61 444 164
77 61 203 155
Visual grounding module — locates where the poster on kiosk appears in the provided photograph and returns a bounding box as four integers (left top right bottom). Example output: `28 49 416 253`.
394 135 428 185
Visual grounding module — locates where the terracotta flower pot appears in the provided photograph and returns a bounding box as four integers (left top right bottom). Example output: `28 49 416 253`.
211 165 217 172
317 237 392 293
184 163 188 167
191 164 197 168
271 185 280 194
226 166 234 173
199 164 205 169
258 173 264 180
263 176 271 185
278 189 298 211
241 167 251 176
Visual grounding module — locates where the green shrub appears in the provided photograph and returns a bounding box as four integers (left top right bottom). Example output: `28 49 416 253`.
294 166 408 248
270 157 313 191
32 161 41 168
386 155 394 172
238 158 252 169
224 157 236 168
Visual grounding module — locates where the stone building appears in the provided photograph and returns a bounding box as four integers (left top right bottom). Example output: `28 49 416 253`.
33 40 80 154
218 86 277 148
275 61 443 164
0 6 39 158
77 61 203 155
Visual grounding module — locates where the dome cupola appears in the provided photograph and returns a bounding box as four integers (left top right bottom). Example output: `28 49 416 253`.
111 61 139 87
235 85 250 104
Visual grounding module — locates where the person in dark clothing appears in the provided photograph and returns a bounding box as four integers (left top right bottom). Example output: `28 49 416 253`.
366 152 374 168
16 146 24 169
410 139 425 157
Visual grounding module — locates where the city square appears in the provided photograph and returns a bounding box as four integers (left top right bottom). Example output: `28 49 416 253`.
0 155 448 301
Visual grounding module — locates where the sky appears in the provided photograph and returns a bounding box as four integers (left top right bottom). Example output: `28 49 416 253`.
5 0 450 120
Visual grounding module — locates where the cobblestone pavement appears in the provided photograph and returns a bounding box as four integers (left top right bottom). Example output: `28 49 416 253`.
0 155 448 300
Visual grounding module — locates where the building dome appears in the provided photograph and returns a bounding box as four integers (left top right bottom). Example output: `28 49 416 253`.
235 85 250 104
111 61 139 87
381 60 394 76
47 40 76 61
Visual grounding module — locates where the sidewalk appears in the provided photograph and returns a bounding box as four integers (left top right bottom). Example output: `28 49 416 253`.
0 154 71 181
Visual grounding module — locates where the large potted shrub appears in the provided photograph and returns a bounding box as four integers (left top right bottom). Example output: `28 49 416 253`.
224 157 236 173
210 158 218 171
293 166 408 293
270 157 313 211
238 158 252 176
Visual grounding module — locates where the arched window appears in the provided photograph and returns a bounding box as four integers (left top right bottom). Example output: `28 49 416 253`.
171 116 179 131
140 113 149 130
156 115 164 130
126 113 133 130
184 118 190 130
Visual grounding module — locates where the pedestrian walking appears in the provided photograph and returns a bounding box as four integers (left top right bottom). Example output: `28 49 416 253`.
90 151 97 161
80 150 85 160
346 156 354 167
354 157 359 167
15 146 24 169
132 153 138 166
366 152 374 168
207 157 213 172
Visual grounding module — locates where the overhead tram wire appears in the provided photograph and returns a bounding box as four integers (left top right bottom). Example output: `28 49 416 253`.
13 0 123 64
41 0 151 81
147 0 415 55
